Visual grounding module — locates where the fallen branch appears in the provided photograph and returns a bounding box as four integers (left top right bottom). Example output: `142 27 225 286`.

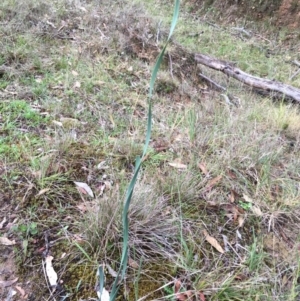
195 53 300 103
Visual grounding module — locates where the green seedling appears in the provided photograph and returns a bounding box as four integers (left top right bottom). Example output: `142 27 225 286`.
238 201 252 211
13 222 38 258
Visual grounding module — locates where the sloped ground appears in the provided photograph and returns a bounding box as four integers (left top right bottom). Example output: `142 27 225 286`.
0 0 300 300
189 0 300 29
277 0 300 28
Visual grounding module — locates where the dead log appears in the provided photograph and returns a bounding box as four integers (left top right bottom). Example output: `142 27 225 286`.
195 53 300 103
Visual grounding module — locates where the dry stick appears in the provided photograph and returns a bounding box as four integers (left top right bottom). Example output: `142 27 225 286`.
198 73 226 92
289 68 300 81
156 20 162 44
231 27 252 38
290 60 300 80
168 52 174 79
195 53 300 103
293 60 300 67
198 73 238 105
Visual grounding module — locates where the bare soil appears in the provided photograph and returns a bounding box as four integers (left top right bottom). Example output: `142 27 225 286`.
188 0 300 29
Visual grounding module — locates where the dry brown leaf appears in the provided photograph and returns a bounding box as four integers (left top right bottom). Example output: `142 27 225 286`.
60 117 80 125
96 182 106 196
234 274 248 281
252 205 263 216
0 278 18 287
0 217 7 229
229 189 239 203
15 285 26 297
0 236 16 245
243 194 253 203
73 234 84 242
205 175 222 191
175 291 193 301
198 292 206 301
74 181 94 198
222 204 240 222
174 279 182 294
45 256 58 287
168 162 187 169
104 180 112 190
243 194 262 216
97 161 109 170
106 264 118 278
36 188 50 196
97 287 110 301
173 134 183 142
175 292 187 301
128 257 139 269
52 120 63 127
238 215 246 228
282 274 288 286
206 201 218 207
229 190 235 203
198 162 208 175
202 230 224 254
76 203 87 212
73 81 81 88
152 139 169 152
227 170 236 179
222 234 229 252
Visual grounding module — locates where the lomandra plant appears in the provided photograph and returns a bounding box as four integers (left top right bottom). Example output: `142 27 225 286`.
97 1 181 301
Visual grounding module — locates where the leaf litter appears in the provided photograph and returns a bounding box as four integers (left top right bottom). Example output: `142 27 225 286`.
168 162 188 169
174 279 206 301
0 278 18 288
243 194 263 216
74 181 94 198
45 256 58 289
202 230 224 254
0 237 16 246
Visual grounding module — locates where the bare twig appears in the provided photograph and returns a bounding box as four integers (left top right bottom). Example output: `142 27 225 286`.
198 73 226 92
220 93 235 106
289 68 300 81
198 73 239 106
205 21 221 30
289 60 300 80
156 20 162 44
168 53 174 79
231 27 252 38
292 60 300 67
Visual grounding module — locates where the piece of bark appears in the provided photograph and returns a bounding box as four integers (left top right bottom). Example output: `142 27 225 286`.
195 53 300 103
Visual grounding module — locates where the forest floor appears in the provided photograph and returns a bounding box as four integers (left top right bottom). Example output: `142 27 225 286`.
0 0 300 300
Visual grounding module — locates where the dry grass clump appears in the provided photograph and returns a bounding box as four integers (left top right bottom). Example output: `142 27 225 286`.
0 0 79 34
80 177 181 262
157 168 205 205
192 96 300 193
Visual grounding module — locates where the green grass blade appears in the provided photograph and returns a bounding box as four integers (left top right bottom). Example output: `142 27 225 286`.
73 242 92 262
108 1 180 300
98 265 105 296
